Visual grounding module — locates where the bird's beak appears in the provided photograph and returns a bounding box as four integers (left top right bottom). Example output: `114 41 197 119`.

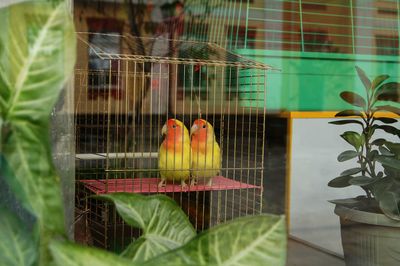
161 124 167 136
190 124 199 136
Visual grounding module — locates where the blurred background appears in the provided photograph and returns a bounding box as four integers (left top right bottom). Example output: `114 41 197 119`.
68 1 400 265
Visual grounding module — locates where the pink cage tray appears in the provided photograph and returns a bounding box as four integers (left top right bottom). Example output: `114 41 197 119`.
80 176 262 194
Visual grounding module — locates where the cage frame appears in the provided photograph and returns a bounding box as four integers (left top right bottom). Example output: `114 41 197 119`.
75 31 272 250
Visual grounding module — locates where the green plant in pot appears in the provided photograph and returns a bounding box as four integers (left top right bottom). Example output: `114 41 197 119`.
328 66 400 265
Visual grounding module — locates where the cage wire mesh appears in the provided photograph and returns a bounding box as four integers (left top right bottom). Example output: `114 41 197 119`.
74 32 271 251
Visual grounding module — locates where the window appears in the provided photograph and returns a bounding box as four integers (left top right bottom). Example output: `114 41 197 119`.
376 35 399 56
302 3 327 10
227 25 257 49
303 30 339 53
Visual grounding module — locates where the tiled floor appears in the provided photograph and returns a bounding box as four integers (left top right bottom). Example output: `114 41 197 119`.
287 238 345 266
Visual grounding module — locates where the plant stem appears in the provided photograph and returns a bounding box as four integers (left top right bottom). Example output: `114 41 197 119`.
359 92 378 199
363 188 372 198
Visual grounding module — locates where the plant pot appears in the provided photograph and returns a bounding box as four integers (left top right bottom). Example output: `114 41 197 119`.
334 204 400 266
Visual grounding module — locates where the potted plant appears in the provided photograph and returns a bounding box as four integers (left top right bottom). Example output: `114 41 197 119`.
328 66 400 266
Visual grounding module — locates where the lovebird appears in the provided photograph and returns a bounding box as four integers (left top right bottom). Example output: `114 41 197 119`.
158 119 191 188
190 119 221 186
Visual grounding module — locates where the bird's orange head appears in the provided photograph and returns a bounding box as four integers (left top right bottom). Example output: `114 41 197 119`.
190 119 214 143
161 119 188 150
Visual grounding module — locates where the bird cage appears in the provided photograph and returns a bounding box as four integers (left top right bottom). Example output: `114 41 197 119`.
74 32 271 251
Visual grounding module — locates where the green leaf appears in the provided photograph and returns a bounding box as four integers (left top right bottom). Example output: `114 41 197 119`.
366 150 378 161
96 193 196 263
340 91 366 108
371 138 386 146
341 131 363 151
368 124 379 137
376 82 400 102
51 215 287 266
341 167 362 176
375 117 398 124
0 2 76 264
375 125 400 138
2 123 65 263
328 175 352 188
349 176 378 186
1 1 76 123
143 215 287 266
375 155 400 170
375 105 400 116
379 192 400 221
334 110 365 118
329 119 363 126
385 141 400 156
328 198 360 206
355 66 372 91
121 238 175 262
379 146 393 156
50 241 135 266
371 74 390 90
370 177 391 199
337 150 359 162
0 207 37 266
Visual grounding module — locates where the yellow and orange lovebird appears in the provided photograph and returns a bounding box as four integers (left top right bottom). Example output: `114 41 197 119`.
158 119 191 188
190 119 221 186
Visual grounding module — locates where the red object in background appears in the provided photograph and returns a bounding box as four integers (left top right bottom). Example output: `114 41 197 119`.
80 176 262 194
87 18 124 33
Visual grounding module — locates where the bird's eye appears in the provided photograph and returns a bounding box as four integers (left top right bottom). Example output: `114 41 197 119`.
172 125 176 129
202 125 206 129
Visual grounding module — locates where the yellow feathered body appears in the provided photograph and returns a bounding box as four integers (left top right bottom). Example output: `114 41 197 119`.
158 139 191 182
190 119 221 186
158 119 191 187
191 140 220 178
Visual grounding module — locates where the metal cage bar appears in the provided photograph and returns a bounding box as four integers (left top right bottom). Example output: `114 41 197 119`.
75 32 270 250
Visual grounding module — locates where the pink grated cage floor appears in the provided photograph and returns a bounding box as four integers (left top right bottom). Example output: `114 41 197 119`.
80 176 262 194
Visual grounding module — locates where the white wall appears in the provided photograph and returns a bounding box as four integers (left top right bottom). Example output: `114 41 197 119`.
289 118 399 256
0 0 30 8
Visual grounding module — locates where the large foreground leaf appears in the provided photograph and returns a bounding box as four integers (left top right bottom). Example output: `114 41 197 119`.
50 241 135 266
143 215 287 266
0 1 76 122
2 122 66 265
0 1 76 264
0 207 36 266
96 193 196 263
